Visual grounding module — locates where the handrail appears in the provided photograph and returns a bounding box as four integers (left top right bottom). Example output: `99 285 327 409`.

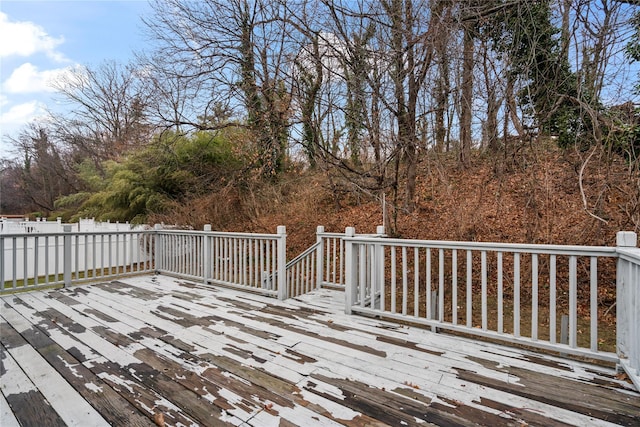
345 234 617 257
286 241 321 268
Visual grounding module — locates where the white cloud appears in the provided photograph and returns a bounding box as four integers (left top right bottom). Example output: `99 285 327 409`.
0 12 66 62
2 62 77 94
0 100 46 130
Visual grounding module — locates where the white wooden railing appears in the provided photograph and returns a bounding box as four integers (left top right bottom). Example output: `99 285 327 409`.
282 225 386 298
343 227 640 389
2 222 637 389
1 225 287 299
616 232 640 390
1 225 155 291
317 225 386 289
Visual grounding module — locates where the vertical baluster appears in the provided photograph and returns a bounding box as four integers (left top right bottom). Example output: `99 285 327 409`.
452 249 458 325
248 238 253 286
402 246 407 315
310 253 314 293
273 239 278 291
232 236 236 283
569 255 577 348
33 236 39 287
482 250 487 331
590 256 598 352
305 256 310 294
497 252 503 334
92 235 97 278
115 234 120 276
12 237 18 289
425 248 431 320
129 232 134 273
44 236 49 286
241 238 246 285
0 236 4 291
252 238 257 287
108 233 113 275
331 238 337 284
367 246 373 301
229 237 233 283
323 237 328 284
218 237 223 282
514 252 521 337
379 245 386 311
359 244 366 307
414 247 419 317
549 255 558 344
293 257 297 295
108 234 113 276
532 253 538 340
298 258 302 296
84 235 89 278
259 239 264 287
23 236 28 287
439 249 444 322
215 236 220 281
466 250 472 328
336 239 344 285
122 233 127 275
391 246 396 314
55 235 60 282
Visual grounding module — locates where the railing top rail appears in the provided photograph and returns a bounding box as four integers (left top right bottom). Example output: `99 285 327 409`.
318 232 349 238
618 247 640 263
345 235 619 257
157 229 282 239
286 241 322 268
318 231 385 239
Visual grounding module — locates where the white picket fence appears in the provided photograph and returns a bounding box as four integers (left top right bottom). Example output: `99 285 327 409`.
1 226 155 289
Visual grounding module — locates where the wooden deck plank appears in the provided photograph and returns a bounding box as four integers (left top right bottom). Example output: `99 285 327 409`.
0 389 21 427
5 294 234 426
14 292 244 426
1 303 153 427
0 341 67 427
121 277 640 426
0 320 110 426
45 284 375 426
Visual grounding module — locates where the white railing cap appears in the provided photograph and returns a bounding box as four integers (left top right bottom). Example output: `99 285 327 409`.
617 231 638 247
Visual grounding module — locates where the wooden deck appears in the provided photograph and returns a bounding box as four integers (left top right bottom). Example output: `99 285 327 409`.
1 276 639 427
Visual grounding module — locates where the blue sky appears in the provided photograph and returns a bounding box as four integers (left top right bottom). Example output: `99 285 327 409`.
0 0 151 158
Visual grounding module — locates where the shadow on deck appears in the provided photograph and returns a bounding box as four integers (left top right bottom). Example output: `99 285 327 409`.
1 275 639 426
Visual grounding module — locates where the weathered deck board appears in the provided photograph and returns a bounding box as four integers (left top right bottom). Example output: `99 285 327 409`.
1 275 639 426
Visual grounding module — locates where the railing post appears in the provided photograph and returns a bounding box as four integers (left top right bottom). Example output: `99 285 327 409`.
344 227 356 314
203 224 212 285
376 226 386 309
616 231 639 387
63 225 72 287
277 226 287 300
316 226 324 290
154 224 162 274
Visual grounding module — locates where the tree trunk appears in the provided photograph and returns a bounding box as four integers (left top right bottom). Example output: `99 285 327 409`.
460 21 474 167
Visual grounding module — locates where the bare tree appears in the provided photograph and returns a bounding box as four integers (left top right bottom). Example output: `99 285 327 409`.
146 0 296 177
50 61 153 164
6 124 77 214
